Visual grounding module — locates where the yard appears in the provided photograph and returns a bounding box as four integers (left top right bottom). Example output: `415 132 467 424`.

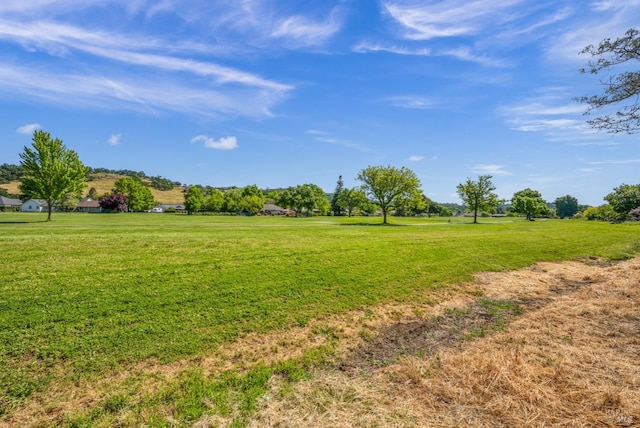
1 213 639 426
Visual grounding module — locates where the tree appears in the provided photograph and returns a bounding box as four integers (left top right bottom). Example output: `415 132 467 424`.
86 187 99 199
510 188 547 220
276 184 328 216
19 130 87 221
240 185 265 214
277 187 303 216
56 191 82 211
112 177 155 212
184 185 204 214
99 193 128 212
299 183 329 216
456 175 500 224
336 187 367 217
582 204 616 221
239 195 265 215
396 190 430 217
555 195 579 219
604 183 640 219
204 189 225 212
576 28 640 134
436 205 453 217
357 165 421 224
331 175 344 216
223 188 243 213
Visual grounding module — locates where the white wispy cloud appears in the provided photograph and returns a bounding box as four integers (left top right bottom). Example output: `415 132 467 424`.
408 155 423 161
108 134 122 146
353 42 431 56
382 0 525 40
385 95 436 109
589 159 640 165
497 89 615 143
191 135 238 150
306 130 370 152
0 20 291 92
471 164 510 175
269 12 342 47
16 123 41 134
0 63 285 119
0 7 294 119
578 167 601 173
440 46 507 67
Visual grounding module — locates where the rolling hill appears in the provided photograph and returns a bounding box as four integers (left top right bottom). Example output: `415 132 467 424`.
1 173 186 205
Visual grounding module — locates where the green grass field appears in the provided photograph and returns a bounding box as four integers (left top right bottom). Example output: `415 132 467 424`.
1 212 639 426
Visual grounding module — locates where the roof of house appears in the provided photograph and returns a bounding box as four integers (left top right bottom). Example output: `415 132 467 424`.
0 196 22 206
78 199 101 208
24 199 48 207
154 204 185 209
263 203 285 211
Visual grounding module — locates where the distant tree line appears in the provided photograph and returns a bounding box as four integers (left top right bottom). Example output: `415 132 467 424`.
6 130 640 222
0 163 24 184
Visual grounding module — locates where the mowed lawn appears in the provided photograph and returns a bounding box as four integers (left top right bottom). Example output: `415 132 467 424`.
1 212 639 422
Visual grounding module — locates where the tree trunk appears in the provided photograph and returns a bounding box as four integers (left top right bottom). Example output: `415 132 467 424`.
47 201 53 221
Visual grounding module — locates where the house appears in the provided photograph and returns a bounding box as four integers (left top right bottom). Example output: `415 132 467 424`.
77 198 102 213
261 203 295 216
152 204 186 213
0 196 23 211
21 199 48 212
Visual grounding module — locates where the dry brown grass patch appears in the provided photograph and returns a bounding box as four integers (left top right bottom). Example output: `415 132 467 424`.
253 257 640 427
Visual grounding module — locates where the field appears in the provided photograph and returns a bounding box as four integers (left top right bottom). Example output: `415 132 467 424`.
1 213 639 426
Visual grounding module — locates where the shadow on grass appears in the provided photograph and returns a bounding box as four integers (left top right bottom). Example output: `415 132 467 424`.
0 220 48 224
339 222 408 227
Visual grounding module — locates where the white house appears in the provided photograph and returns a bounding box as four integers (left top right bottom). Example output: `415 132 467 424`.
21 199 48 212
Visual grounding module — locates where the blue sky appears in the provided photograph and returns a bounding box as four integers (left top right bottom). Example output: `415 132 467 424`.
1 0 638 206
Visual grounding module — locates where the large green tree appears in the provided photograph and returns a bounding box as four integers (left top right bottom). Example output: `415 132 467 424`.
277 184 329 216
510 188 548 220
277 187 302 216
240 185 266 215
223 188 243 213
112 177 155 212
19 130 88 221
184 186 204 214
357 165 421 224
555 195 579 219
456 175 500 224
576 28 640 134
336 187 367 217
604 183 640 219
204 189 225 212
299 183 329 216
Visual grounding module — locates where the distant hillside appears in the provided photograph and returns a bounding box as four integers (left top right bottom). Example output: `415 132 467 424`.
1 174 186 204
85 173 186 204
0 164 186 204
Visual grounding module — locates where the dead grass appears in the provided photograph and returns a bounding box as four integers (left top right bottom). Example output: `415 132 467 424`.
3 257 639 427
0 181 20 195
2 175 185 204
253 257 640 427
